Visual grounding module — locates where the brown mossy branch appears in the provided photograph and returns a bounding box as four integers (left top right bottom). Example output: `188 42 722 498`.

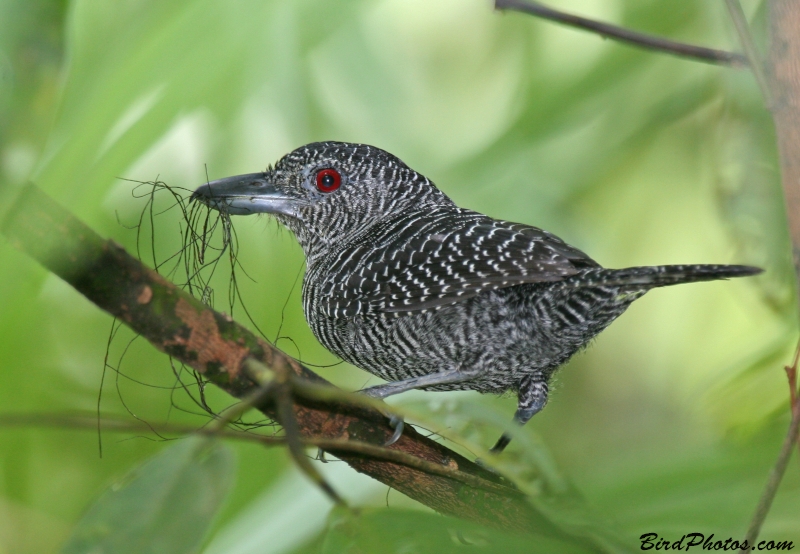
0 183 580 542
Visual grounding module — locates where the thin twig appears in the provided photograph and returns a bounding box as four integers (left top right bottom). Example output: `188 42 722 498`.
205 363 346 505
785 347 800 459
0 412 519 497
206 375 276 433
724 0 773 108
738 338 800 553
495 0 748 68
274 380 346 506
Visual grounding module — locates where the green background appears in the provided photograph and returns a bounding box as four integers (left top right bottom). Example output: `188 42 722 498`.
0 0 798 552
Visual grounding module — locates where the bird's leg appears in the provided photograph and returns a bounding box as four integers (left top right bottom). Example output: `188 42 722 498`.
489 375 548 454
360 368 480 399
360 368 481 446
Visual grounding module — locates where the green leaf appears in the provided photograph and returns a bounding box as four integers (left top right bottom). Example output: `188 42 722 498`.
313 506 598 554
61 437 235 554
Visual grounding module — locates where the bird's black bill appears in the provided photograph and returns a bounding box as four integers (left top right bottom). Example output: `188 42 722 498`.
191 173 302 217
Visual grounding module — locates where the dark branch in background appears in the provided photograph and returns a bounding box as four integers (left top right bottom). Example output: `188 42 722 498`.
0 184 594 547
495 0 748 68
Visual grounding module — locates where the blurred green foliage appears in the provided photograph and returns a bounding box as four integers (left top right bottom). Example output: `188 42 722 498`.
0 0 798 552
62 437 235 554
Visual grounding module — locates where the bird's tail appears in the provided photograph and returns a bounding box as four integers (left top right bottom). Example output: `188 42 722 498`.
577 264 762 289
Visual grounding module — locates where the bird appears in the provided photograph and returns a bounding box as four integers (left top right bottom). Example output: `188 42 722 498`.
192 141 761 453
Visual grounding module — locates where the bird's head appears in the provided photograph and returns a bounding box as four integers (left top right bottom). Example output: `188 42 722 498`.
192 141 453 255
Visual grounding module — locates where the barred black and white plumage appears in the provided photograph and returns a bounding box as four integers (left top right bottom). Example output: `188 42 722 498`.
192 141 761 453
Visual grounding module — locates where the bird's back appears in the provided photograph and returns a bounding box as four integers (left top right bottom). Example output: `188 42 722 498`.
302 211 613 392
302 208 599 317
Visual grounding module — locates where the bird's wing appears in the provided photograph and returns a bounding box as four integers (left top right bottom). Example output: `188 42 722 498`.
317 212 599 317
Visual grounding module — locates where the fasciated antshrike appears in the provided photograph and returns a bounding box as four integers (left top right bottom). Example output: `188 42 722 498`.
192 141 760 453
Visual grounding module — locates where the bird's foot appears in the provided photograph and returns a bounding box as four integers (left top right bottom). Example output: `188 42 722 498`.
385 413 404 446
356 385 405 445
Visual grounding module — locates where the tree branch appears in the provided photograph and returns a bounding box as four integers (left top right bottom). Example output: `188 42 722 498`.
737 4 800 548
495 0 748 68
0 183 584 543
769 1 800 295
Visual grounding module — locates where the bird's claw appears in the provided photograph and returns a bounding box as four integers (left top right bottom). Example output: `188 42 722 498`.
385 413 404 446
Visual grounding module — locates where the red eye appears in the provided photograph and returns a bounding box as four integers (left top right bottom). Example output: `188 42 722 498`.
315 168 341 193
